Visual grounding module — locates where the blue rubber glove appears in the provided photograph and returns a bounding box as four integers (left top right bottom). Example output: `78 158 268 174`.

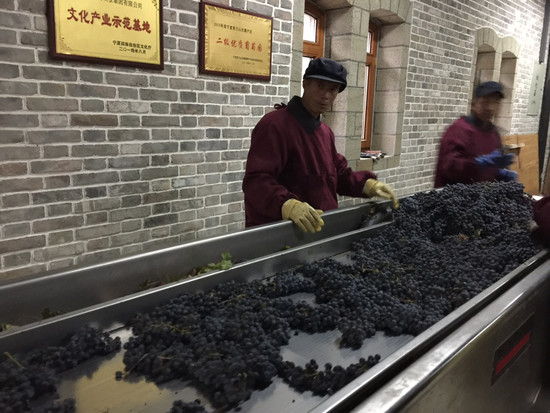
475 149 515 169
496 169 518 182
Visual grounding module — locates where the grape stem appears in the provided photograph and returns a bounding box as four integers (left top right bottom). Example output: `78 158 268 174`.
4 352 24 369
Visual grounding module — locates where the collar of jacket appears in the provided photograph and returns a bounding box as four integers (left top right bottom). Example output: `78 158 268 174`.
464 113 495 132
286 96 321 134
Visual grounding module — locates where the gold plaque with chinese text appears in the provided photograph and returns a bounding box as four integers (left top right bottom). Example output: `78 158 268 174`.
200 2 272 80
48 0 163 69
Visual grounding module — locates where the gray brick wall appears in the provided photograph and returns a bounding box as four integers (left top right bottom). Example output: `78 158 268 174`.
0 0 291 279
0 0 548 280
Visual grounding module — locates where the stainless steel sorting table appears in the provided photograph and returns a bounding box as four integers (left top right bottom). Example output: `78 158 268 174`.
1 200 547 412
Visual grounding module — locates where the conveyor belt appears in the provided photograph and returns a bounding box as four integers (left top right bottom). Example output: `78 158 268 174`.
0 219 394 355
1 199 548 412
51 318 414 413
0 202 391 327
13 244 547 412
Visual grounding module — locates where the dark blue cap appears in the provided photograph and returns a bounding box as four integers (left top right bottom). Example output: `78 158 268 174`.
474 81 504 98
303 58 347 92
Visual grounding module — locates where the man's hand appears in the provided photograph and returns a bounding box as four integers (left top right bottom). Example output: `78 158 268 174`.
475 149 515 169
281 199 324 233
496 168 518 182
363 179 399 209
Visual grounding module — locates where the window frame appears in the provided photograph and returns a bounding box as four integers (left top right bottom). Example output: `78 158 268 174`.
303 1 325 59
362 22 379 151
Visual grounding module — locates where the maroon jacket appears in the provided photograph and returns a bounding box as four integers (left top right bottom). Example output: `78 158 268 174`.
533 196 550 245
242 96 376 227
434 115 503 188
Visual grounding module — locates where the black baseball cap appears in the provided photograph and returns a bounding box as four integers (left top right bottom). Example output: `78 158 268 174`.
474 81 504 99
303 58 347 92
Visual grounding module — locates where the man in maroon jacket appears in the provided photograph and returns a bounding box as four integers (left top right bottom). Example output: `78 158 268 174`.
242 58 398 233
434 81 516 188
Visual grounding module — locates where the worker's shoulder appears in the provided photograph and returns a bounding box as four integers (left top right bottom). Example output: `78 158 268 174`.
447 116 471 129
265 104 292 118
256 104 294 126
442 116 475 137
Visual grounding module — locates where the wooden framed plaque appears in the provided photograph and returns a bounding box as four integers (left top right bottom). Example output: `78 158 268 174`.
200 1 272 80
47 0 163 70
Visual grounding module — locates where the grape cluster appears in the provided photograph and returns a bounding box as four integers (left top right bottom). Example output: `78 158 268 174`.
278 356 380 396
170 399 208 413
351 181 542 333
391 181 534 242
0 326 121 413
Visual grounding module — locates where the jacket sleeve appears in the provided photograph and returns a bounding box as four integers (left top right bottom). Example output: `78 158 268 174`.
242 117 296 224
334 151 376 197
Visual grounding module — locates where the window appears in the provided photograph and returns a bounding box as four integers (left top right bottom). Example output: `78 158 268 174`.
362 22 379 151
303 1 325 76
303 2 324 59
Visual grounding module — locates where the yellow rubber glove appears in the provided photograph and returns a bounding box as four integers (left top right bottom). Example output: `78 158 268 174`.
363 178 399 209
281 199 324 233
